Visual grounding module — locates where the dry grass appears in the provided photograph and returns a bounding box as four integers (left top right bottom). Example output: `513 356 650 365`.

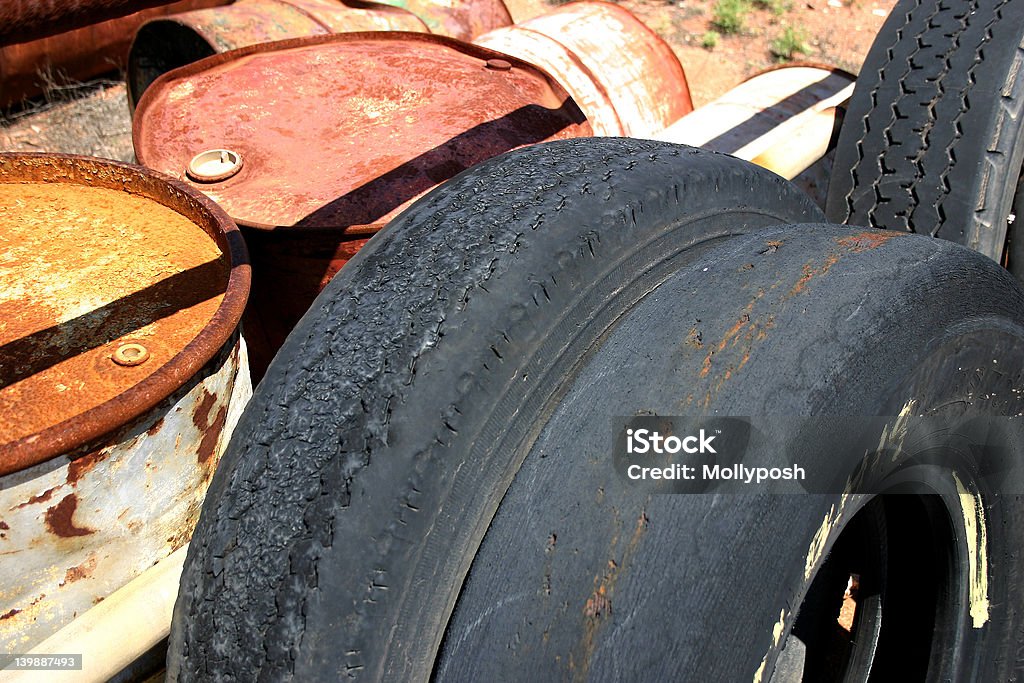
1 68 134 163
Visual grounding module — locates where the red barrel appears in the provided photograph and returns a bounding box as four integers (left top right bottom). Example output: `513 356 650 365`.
133 32 592 378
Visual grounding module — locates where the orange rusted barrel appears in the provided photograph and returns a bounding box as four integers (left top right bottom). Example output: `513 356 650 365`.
474 1 693 137
0 0 228 109
133 32 592 378
127 0 429 106
0 153 251 655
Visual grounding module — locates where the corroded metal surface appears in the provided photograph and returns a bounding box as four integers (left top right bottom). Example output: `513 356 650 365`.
0 153 250 470
474 1 692 137
127 0 429 105
0 0 227 108
379 0 511 40
0 335 251 656
134 32 590 376
0 0 191 45
0 152 252 656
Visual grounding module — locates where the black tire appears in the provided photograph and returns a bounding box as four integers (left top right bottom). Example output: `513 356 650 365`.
167 138 825 681
825 0 1024 268
169 138 1024 682
435 224 1024 681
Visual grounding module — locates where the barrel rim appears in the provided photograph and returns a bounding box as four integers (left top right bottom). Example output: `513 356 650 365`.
0 152 251 475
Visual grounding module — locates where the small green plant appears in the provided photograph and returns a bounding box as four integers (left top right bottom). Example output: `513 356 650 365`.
753 0 791 15
770 25 809 61
701 31 720 49
712 0 749 34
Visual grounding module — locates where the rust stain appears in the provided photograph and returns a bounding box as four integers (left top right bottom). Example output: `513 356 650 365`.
583 585 612 619
166 497 203 550
146 417 165 436
66 448 108 486
0 521 8 530
129 0 431 102
573 508 650 681
62 556 97 585
0 608 20 620
12 485 61 509
835 230 899 252
685 326 704 349
44 494 95 538
196 403 228 465
474 1 691 137
191 389 217 431
787 254 841 299
0 153 249 479
700 297 759 379
700 354 713 379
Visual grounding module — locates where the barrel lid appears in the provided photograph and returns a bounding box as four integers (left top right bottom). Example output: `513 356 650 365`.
0 154 250 473
133 32 591 232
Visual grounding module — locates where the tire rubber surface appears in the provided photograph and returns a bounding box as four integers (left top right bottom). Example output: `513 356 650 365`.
826 0 1024 265
168 138 825 681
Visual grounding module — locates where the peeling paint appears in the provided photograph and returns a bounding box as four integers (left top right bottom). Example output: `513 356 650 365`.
66 449 108 486
474 2 691 137
752 608 787 683
804 495 849 583
0 336 251 654
61 555 97 586
12 485 61 510
877 399 916 462
953 472 990 628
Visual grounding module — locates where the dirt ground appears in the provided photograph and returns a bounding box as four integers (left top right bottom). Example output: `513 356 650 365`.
0 0 895 159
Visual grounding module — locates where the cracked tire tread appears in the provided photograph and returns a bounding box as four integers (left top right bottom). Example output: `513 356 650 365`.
826 0 1024 261
167 138 825 682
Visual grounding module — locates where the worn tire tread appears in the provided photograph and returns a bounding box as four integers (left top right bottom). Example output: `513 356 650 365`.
826 0 1024 260
168 139 825 681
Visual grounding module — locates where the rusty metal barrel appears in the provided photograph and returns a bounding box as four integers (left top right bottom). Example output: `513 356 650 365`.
133 32 592 378
0 0 204 45
0 0 228 109
0 153 251 655
474 1 693 137
377 0 512 41
126 0 430 106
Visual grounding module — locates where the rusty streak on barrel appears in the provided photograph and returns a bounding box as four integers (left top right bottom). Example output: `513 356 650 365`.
0 153 251 654
133 32 592 378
